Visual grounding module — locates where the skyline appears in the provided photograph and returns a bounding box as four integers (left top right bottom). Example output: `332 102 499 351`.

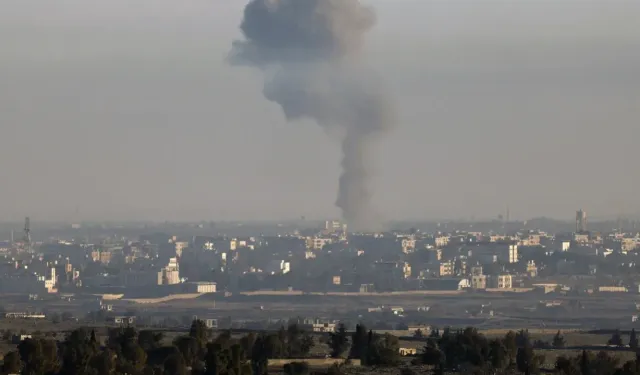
1 0 639 222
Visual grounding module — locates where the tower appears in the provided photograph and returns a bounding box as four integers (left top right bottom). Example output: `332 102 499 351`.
575 209 587 233
23 217 31 252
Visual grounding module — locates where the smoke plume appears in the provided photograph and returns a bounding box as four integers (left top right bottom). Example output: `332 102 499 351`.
229 0 393 230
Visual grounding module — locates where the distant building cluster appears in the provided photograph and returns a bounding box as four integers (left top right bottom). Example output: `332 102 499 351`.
2 210 640 327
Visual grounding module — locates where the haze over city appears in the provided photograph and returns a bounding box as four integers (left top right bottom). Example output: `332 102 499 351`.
1 0 639 223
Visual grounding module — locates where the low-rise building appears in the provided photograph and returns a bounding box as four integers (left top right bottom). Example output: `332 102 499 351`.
491 274 513 289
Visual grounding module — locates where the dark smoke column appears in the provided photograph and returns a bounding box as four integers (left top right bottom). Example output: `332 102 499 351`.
229 0 393 230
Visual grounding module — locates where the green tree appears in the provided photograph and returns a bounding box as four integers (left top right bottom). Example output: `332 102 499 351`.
250 334 269 375
240 332 257 357
349 324 368 360
283 362 309 375
138 330 164 352
608 330 624 347
189 319 210 355
503 331 518 366
59 328 99 375
90 348 117 375
366 333 400 366
328 324 349 358
488 338 508 371
516 342 542 375
163 352 187 375
553 330 566 349
421 339 445 374
173 336 200 367
299 333 314 357
515 329 530 347
1 351 22 375
579 350 591 375
18 338 60 375
631 329 639 350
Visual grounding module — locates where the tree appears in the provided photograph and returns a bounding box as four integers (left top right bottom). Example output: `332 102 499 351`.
173 336 200 367
366 333 400 366
516 342 542 375
630 329 639 350
579 350 591 375
413 329 424 338
608 330 624 347
189 319 210 354
299 333 314 357
553 330 566 349
349 324 368 360
2 330 13 343
163 352 187 375
503 331 518 366
18 337 60 375
59 328 99 375
283 362 309 375
138 330 164 352
555 355 578 375
421 339 445 374
251 334 269 375
516 329 530 348
1 351 22 375
90 348 117 375
240 332 257 357
429 328 440 339
488 338 508 371
328 324 349 358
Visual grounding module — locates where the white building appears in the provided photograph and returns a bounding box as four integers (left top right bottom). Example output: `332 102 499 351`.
266 260 291 275
158 257 180 285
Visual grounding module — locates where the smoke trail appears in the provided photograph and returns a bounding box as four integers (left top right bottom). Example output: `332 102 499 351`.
229 0 393 230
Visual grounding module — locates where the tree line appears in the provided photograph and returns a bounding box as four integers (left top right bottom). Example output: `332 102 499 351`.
3 321 640 375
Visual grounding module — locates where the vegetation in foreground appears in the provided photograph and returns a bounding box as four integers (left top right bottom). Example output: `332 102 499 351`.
2 321 640 375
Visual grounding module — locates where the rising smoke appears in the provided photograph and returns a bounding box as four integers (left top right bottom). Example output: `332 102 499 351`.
229 0 393 230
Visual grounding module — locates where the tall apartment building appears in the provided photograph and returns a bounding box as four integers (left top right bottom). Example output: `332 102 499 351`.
576 209 588 233
158 257 180 285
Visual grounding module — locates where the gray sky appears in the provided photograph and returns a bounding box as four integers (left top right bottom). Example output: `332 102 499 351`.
1 0 638 222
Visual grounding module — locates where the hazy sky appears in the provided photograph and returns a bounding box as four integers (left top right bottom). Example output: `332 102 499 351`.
1 0 639 222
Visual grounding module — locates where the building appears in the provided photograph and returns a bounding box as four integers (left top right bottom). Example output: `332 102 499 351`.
576 209 588 233
91 250 112 265
434 236 449 248
526 261 538 278
44 268 58 293
306 237 332 250
311 322 337 332
158 257 180 285
112 316 136 325
266 260 291 275
471 274 487 289
598 286 628 293
401 237 416 254
174 241 189 257
438 261 454 277
491 274 513 289
187 282 217 293
399 348 418 356
467 243 518 264
470 265 483 276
